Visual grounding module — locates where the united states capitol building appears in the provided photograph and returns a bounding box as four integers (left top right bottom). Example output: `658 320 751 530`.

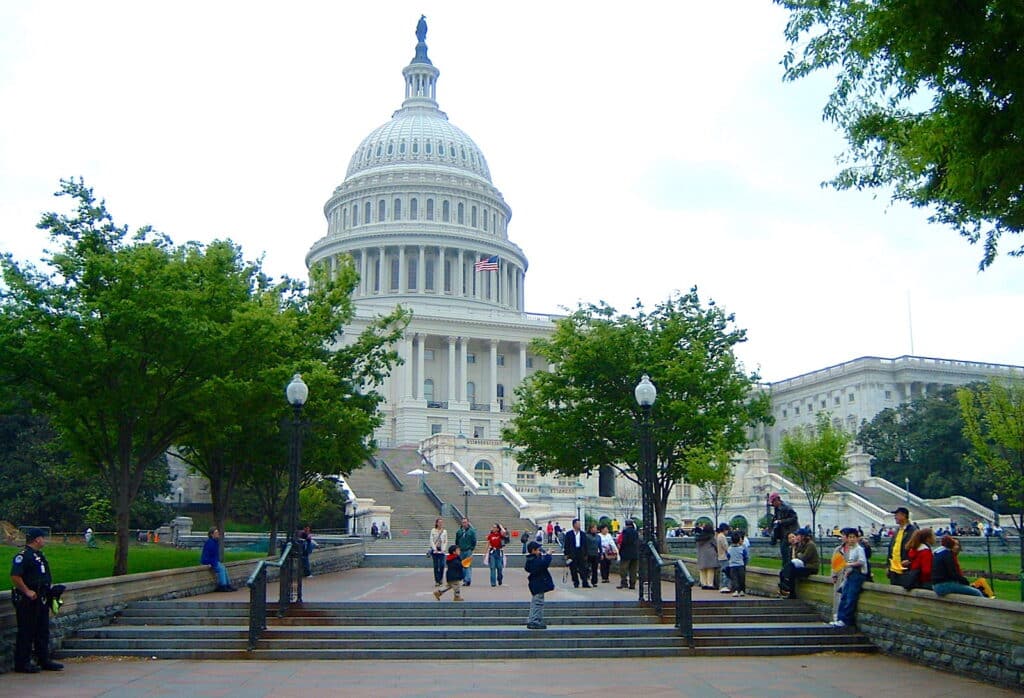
301 20 1021 534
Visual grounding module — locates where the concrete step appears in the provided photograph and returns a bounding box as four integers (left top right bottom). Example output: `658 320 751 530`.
58 646 689 661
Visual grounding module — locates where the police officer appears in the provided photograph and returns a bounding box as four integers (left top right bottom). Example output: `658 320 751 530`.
10 527 63 673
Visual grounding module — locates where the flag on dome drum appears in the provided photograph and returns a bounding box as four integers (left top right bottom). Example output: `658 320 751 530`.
474 254 499 272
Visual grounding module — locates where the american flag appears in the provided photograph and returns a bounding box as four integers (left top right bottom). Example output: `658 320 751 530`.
474 254 499 272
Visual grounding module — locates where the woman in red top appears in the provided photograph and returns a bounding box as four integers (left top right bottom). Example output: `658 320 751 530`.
486 523 508 587
905 527 936 586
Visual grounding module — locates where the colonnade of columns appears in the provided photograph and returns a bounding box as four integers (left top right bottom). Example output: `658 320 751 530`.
331 245 524 310
398 333 534 407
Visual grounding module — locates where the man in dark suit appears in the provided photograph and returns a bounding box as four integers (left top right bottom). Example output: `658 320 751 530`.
562 519 591 588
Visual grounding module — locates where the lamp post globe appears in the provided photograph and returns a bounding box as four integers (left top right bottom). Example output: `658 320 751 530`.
992 493 999 528
280 373 308 611
634 374 658 606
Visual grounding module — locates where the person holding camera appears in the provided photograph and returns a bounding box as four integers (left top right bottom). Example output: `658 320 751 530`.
524 541 554 629
769 492 800 561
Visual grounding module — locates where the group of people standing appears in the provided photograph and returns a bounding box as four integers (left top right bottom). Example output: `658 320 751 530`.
429 517 513 599
694 522 750 596
561 519 639 589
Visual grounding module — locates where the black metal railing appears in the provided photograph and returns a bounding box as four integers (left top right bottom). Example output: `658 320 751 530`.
672 559 696 648
646 541 666 613
378 458 405 491
449 503 464 521
646 541 695 648
421 479 444 513
246 542 293 651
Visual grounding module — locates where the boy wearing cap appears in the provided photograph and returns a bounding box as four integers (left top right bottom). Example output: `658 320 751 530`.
886 507 918 586
524 541 555 629
9 528 63 673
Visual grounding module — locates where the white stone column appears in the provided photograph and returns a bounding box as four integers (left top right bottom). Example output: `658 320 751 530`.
415 333 425 399
398 246 406 293
378 246 386 293
459 337 469 402
438 246 446 294
519 341 528 385
403 335 413 398
447 336 457 403
359 250 368 296
457 249 464 296
418 246 425 293
489 339 499 407
330 254 337 281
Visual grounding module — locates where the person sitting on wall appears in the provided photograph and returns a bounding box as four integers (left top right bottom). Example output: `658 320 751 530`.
200 528 234 592
778 527 819 599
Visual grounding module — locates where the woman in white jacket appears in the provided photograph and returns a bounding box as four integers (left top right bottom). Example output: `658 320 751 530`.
429 517 448 587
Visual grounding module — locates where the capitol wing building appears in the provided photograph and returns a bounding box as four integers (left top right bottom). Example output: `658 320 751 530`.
303 22 1016 535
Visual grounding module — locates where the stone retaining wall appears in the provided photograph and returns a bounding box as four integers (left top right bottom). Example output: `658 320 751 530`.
0 541 364 673
674 556 1024 689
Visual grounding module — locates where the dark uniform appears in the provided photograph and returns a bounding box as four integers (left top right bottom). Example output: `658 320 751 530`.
10 543 54 671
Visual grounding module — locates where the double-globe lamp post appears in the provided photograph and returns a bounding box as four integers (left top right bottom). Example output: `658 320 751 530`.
279 373 308 613
634 374 659 607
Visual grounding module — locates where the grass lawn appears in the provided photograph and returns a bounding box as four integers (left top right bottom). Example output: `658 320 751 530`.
0 543 267 591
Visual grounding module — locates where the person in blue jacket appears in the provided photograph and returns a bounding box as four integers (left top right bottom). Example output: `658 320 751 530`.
201 528 234 592
524 541 555 629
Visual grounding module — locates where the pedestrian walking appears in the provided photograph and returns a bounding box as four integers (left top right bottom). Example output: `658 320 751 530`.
432 545 465 601
486 522 507 586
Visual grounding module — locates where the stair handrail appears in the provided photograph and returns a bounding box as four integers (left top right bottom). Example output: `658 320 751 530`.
245 541 293 651
421 478 444 514
646 541 695 648
377 458 405 491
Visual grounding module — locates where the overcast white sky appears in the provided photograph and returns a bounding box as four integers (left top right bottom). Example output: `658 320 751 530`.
1 2 1021 382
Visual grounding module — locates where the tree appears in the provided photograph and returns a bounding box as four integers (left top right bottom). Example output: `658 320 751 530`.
776 1 1024 269
958 379 1024 587
687 451 735 527
1 180 269 574
613 480 641 523
502 290 772 551
780 412 851 549
856 384 986 501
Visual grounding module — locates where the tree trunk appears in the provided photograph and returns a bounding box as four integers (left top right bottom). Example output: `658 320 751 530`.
113 478 131 576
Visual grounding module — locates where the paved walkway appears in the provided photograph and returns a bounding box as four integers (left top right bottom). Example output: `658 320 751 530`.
1 565 1017 697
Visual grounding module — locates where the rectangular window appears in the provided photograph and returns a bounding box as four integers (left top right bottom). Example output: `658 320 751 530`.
834 396 841 406
884 390 892 399
424 349 435 361
525 357 533 368
473 426 485 438
783 409 788 418
820 400 826 408
430 423 442 435
466 353 476 364
496 355 505 366
795 406 800 415
849 393 855 403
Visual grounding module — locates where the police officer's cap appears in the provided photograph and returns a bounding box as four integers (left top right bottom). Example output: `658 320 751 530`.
25 527 46 542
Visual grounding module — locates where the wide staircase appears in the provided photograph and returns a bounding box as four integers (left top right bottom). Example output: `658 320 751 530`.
57 598 874 660
344 452 445 539
426 470 536 537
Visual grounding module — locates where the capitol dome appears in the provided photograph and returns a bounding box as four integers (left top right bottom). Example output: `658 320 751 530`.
306 19 528 315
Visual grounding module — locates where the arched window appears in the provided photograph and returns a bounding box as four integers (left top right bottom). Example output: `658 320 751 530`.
438 141 445 156
457 202 464 224
386 141 393 155
412 140 419 154
482 207 488 231
342 207 348 229
410 198 418 220
375 144 382 156
492 213 497 231
399 140 406 154
426 199 434 220
728 515 749 533
471 206 477 227
474 460 493 486
442 200 450 222
423 379 434 402
378 200 386 222
352 205 358 227
516 463 537 486
425 140 432 154
466 381 476 404
364 202 371 225
393 198 402 220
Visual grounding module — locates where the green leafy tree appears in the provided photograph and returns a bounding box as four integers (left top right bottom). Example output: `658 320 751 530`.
687 451 735 527
1 179 265 574
502 290 772 551
776 1 1024 269
780 412 851 547
856 384 985 500
958 379 1024 585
